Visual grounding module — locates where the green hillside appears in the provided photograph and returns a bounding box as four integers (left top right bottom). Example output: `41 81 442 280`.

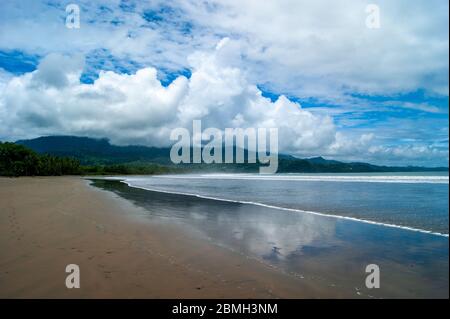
13 136 449 173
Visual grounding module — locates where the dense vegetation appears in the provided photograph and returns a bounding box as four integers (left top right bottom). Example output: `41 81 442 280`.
0 142 174 177
0 142 81 176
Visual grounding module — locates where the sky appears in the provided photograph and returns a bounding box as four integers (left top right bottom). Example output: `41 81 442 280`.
0 0 448 166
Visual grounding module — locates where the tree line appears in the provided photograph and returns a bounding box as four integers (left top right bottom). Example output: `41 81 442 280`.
0 142 175 176
0 142 81 176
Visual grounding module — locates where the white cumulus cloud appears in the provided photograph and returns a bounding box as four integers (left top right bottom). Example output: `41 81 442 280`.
0 38 447 166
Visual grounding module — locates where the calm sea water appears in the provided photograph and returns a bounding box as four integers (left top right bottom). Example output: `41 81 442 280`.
90 173 449 298
121 172 449 235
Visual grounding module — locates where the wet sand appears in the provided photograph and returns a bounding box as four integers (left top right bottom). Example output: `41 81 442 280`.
91 178 449 299
0 177 329 298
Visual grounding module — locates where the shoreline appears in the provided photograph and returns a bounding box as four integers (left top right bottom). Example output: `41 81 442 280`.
91 177 449 299
117 178 448 238
0 176 329 298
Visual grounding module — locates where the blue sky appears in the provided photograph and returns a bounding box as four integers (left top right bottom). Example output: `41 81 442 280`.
0 0 448 166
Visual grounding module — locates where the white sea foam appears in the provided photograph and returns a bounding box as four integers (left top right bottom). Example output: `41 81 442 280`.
151 173 449 184
121 179 449 238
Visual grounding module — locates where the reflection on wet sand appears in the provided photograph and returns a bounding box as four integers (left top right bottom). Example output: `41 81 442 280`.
91 179 449 298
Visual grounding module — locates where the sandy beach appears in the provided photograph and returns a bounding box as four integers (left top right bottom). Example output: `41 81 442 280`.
0 176 326 298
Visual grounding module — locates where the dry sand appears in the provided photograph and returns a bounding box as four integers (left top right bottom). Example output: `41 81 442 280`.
0 176 326 298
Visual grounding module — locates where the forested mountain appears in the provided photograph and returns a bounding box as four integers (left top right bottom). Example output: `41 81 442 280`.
14 136 448 173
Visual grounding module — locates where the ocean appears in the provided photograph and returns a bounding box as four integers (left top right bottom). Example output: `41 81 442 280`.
122 172 449 235
91 172 449 298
